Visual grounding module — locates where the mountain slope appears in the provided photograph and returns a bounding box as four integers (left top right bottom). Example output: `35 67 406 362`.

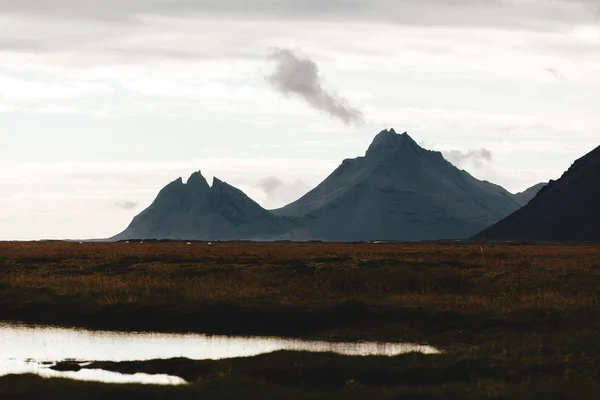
513 182 547 206
273 129 523 241
112 129 541 242
472 145 600 242
112 172 291 241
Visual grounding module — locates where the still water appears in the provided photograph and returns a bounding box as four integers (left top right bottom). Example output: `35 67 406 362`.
0 323 440 385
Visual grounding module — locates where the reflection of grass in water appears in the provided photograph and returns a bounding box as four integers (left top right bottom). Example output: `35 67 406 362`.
1 242 600 397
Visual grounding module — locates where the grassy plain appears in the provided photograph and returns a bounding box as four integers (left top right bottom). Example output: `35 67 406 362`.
1 241 600 399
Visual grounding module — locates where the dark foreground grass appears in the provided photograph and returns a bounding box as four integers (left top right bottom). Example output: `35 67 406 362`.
4 345 600 400
28 333 597 399
1 242 600 398
3 376 599 400
58 337 600 385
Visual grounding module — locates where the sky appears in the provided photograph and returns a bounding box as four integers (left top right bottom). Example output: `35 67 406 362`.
1 0 599 240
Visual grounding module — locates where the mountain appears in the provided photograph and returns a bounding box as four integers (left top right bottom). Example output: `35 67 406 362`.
271 129 523 241
513 182 548 206
472 145 600 242
111 172 292 241
112 129 541 242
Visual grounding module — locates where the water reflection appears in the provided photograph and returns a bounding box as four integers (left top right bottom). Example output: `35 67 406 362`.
3 359 185 385
0 322 440 385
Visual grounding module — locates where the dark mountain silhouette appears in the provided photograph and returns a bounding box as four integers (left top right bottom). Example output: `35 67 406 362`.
514 182 548 206
473 145 600 242
111 172 292 241
272 129 522 241
112 129 540 242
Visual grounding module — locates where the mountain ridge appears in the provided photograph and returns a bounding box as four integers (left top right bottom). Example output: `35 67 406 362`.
112 172 292 241
472 145 600 242
112 129 547 242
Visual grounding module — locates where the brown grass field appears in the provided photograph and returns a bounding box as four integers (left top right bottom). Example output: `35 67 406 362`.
1 241 600 399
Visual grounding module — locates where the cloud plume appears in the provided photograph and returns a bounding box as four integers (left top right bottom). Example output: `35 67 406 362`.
545 68 565 80
114 200 139 210
256 176 285 198
267 48 364 125
255 176 310 208
443 148 493 169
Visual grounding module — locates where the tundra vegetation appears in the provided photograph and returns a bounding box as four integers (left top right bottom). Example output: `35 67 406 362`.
1 241 599 399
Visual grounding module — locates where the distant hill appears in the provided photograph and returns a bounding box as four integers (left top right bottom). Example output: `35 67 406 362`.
112 129 542 242
513 182 548 206
473 145 600 242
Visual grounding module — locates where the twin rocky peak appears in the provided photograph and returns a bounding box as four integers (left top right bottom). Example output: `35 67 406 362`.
112 129 551 242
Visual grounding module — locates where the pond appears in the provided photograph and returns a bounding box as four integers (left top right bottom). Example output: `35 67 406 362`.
0 322 440 385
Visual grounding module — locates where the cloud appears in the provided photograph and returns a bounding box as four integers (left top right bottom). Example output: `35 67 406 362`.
114 200 139 210
256 176 285 197
0 1 597 30
267 48 365 125
253 176 310 208
545 67 565 80
0 75 111 105
443 148 493 169
0 2 597 75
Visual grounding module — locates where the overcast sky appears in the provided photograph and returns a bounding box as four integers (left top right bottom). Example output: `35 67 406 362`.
1 0 599 240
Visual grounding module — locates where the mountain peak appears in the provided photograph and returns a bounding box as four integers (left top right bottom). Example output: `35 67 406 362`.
181 171 210 211
366 128 421 157
167 177 184 188
186 171 210 189
212 177 225 187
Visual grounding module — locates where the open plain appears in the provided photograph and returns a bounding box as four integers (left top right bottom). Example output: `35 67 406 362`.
1 241 600 399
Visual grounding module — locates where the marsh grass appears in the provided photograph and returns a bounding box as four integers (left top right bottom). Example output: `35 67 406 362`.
2 242 600 398
1 242 599 340
5 340 600 400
